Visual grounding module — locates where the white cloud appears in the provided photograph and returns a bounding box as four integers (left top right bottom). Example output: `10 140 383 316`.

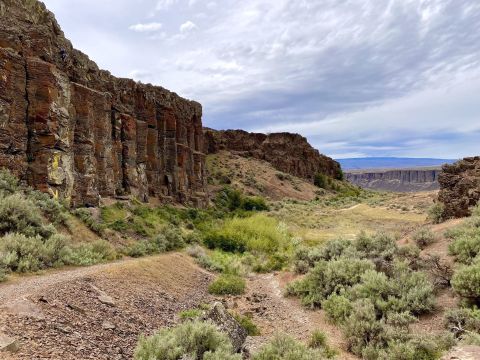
129 22 163 32
155 0 178 12
180 20 197 33
42 0 480 159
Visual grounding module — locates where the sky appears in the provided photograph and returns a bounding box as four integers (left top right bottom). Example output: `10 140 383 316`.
42 0 480 159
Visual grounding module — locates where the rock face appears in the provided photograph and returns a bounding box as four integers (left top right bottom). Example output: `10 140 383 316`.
346 168 441 192
438 157 480 219
0 0 207 207
204 302 247 353
204 129 341 182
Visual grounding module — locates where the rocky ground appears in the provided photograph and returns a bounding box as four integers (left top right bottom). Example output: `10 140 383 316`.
0 254 213 359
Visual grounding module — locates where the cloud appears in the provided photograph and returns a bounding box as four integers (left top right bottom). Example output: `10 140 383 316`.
128 22 163 32
180 20 197 33
154 0 178 12
42 0 480 159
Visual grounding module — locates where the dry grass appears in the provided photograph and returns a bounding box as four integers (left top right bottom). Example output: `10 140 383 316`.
270 194 430 244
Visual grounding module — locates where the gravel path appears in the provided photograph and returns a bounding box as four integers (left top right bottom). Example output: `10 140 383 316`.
0 258 140 305
233 272 358 360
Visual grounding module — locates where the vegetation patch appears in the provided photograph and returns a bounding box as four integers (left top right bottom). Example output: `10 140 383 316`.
287 231 440 358
208 274 246 295
134 320 241 360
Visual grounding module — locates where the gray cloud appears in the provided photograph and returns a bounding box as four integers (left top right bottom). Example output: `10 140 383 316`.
43 0 480 158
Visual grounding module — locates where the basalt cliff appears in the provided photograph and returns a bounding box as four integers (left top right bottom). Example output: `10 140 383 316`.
438 157 480 219
203 128 341 182
0 0 207 207
346 168 441 192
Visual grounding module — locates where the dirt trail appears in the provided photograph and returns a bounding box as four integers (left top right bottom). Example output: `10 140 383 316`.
0 258 143 305
232 272 358 360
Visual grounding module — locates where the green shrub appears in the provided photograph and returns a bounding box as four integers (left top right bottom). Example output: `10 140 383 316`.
204 214 290 254
0 193 47 237
208 274 246 295
323 294 353 323
308 330 337 358
314 173 328 189
242 196 269 211
61 240 116 266
125 239 158 258
412 228 436 249
179 308 203 320
73 208 105 234
286 258 375 308
451 263 480 302
0 169 19 195
428 203 445 224
195 250 248 276
349 266 435 315
232 312 260 336
448 234 480 264
444 308 480 336
253 334 328 360
354 232 397 264
460 331 480 346
157 225 185 251
27 190 69 225
134 320 241 360
0 232 69 272
343 299 385 356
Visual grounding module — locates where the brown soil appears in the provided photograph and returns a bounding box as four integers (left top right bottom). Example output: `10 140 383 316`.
225 272 358 360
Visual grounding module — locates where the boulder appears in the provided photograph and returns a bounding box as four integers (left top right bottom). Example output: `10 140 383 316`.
204 302 247 353
438 157 480 219
0 333 19 353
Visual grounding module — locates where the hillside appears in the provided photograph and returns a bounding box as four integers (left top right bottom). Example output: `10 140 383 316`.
207 151 321 201
204 128 342 182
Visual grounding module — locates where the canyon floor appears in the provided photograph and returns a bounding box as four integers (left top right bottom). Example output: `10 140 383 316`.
0 190 441 360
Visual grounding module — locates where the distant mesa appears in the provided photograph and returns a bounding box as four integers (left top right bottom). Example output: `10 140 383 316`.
340 158 457 193
337 157 457 171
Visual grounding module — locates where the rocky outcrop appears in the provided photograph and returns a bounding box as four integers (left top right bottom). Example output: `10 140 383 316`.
438 157 480 219
346 168 441 192
204 302 247 353
0 0 207 207
204 129 341 182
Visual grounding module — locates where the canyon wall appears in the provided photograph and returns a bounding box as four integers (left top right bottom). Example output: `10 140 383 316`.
0 0 207 207
204 129 341 182
438 157 480 218
346 169 441 192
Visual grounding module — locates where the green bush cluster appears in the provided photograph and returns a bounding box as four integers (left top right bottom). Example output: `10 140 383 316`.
215 187 269 212
135 322 334 360
232 312 260 336
125 224 186 257
134 320 241 360
204 214 290 254
451 263 480 303
0 170 116 280
208 274 246 295
253 333 332 360
287 232 437 357
413 228 436 249
428 203 445 224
